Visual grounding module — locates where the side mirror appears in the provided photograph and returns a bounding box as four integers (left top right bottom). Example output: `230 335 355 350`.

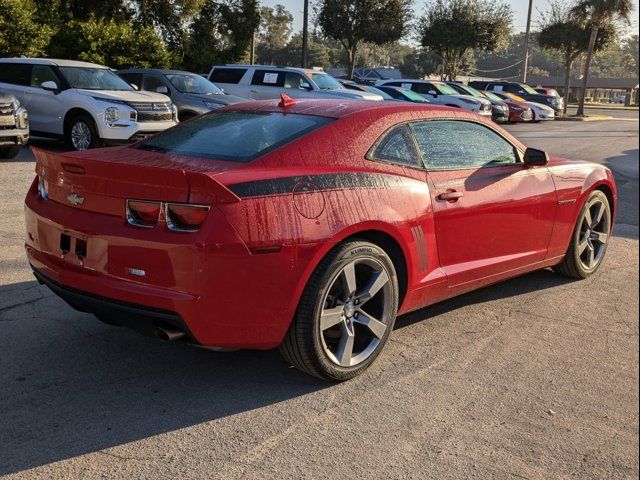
300 82 312 91
41 81 59 92
523 147 549 167
131 84 139 91
428 90 438 96
156 85 169 95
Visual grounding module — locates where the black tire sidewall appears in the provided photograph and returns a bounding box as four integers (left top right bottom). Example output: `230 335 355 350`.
307 241 399 381
0 145 20 159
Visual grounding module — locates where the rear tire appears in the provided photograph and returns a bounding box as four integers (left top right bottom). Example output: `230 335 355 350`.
279 240 399 381
553 190 611 279
65 113 100 151
0 145 20 159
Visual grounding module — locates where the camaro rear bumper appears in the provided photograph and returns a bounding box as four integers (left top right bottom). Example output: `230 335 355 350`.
24 178 319 349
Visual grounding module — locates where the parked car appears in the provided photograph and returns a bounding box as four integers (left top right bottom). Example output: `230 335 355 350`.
491 91 555 121
208 65 383 101
26 99 616 381
0 93 29 158
535 87 561 98
375 85 431 103
377 79 492 116
470 80 563 115
339 80 395 100
446 82 509 122
481 91 533 123
117 68 249 122
0 58 178 150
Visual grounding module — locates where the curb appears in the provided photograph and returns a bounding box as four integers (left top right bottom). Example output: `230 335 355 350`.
556 115 614 122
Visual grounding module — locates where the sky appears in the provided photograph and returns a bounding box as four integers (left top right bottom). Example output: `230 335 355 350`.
260 0 640 37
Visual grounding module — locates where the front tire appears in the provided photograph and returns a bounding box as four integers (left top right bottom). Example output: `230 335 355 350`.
66 114 99 151
553 190 612 279
279 240 399 381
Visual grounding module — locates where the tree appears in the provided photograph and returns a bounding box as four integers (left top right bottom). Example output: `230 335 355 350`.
317 0 411 78
538 1 616 115
0 0 52 57
418 0 512 81
182 0 260 72
256 4 293 63
570 0 634 115
48 18 175 69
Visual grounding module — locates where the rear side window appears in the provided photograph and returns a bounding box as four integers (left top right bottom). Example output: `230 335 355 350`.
0 63 31 86
119 73 142 87
135 111 333 162
142 74 166 92
210 68 247 84
411 120 519 170
368 125 423 169
31 65 61 88
251 70 284 87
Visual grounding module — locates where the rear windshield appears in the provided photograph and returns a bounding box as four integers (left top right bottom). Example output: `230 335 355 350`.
135 111 333 162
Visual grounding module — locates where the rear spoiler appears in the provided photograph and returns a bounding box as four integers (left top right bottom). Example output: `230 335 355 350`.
32 147 240 205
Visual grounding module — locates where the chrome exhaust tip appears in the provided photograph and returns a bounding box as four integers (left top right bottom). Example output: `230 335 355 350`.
154 326 186 342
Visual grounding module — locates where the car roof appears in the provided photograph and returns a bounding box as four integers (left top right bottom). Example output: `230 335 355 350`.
0 58 107 68
215 64 324 75
225 98 457 119
117 68 196 75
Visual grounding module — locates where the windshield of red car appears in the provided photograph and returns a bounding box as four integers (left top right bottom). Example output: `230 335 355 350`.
135 111 333 162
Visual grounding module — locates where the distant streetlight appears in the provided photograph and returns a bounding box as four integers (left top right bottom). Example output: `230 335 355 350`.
522 0 534 83
302 0 309 68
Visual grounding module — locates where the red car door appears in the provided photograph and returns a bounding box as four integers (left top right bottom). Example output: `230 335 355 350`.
410 119 556 289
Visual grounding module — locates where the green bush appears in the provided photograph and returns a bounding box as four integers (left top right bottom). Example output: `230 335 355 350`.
48 18 175 69
0 0 51 57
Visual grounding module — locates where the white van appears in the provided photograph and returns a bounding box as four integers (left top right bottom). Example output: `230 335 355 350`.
0 58 178 150
209 65 383 102
377 79 492 116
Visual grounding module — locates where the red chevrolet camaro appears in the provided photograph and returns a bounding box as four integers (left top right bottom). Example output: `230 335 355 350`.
25 99 616 381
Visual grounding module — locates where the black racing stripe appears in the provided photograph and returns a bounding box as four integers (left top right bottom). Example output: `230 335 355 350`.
228 172 422 198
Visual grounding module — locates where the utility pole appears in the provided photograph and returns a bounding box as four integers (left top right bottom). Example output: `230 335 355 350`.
302 0 309 68
250 30 256 65
522 0 534 83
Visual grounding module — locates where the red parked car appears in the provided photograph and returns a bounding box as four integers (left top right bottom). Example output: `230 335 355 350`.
25 99 616 381
482 90 533 123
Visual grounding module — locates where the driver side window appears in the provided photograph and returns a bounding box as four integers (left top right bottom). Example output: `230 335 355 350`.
410 120 519 170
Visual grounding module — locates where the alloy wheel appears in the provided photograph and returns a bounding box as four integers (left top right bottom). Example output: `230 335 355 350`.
71 121 92 150
577 197 611 270
319 258 393 367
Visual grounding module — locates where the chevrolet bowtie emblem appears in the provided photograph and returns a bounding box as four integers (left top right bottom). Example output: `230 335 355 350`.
67 193 84 206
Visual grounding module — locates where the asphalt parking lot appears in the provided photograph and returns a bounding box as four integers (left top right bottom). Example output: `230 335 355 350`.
1 109 638 479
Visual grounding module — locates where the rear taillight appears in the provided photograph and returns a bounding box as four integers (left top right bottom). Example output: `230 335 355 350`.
166 203 209 232
126 199 161 227
37 175 48 200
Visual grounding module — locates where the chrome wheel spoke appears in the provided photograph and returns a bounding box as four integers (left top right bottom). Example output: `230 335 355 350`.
354 311 387 339
586 245 596 268
578 235 589 254
335 324 355 367
591 203 604 228
583 208 593 228
591 231 609 245
320 306 344 331
355 270 389 304
341 261 358 297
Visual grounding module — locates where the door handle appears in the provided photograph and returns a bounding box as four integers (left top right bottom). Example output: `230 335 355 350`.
437 191 464 201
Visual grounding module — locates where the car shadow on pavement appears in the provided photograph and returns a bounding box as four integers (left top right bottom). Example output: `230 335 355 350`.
602 148 639 238
0 280 327 475
0 267 578 475
395 267 576 330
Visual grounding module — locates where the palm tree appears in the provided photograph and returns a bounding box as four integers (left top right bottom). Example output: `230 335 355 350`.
571 0 633 116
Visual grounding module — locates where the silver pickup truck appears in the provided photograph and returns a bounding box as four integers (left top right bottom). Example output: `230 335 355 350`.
0 94 29 159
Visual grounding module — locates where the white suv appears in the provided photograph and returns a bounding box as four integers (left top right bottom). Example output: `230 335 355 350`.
209 65 383 102
0 58 178 150
377 79 492 116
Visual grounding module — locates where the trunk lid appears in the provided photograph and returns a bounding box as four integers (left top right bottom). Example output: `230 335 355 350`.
33 147 240 217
